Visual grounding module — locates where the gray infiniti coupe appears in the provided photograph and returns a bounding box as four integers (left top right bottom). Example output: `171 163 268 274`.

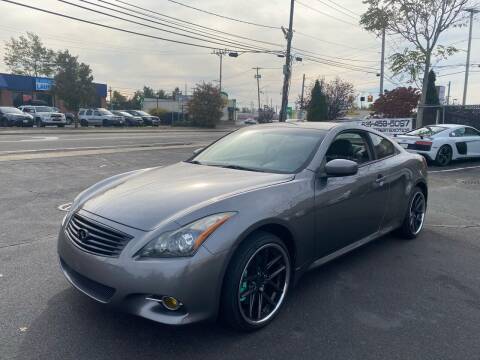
58 122 428 331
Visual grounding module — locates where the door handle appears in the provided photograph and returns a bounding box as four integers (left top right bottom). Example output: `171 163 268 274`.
375 174 386 184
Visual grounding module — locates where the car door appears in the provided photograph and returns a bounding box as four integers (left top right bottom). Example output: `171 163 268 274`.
85 109 93 124
314 130 390 258
464 127 480 156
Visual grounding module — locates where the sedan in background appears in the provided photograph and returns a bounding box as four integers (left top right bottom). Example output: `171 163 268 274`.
394 124 480 166
112 111 143 127
0 106 34 127
125 110 160 126
58 123 428 331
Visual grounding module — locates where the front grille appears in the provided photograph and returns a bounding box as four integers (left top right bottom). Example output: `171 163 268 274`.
408 144 432 151
65 213 133 257
60 258 115 302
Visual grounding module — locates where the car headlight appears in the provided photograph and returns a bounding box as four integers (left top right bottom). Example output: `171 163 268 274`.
136 212 236 258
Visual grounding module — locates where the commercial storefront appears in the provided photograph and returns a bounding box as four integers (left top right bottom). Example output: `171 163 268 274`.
0 73 107 111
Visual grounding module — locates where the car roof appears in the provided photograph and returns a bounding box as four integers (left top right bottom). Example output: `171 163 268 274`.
253 122 340 131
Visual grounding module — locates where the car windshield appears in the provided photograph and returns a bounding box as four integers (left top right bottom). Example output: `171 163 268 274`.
135 111 149 116
191 127 326 174
35 106 54 113
1 107 23 114
98 109 113 115
407 126 447 137
118 111 131 116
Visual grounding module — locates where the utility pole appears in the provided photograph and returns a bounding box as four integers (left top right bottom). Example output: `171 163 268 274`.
213 49 227 93
108 86 113 109
380 27 386 96
447 81 451 105
300 73 306 111
280 0 295 122
463 8 478 106
253 67 262 115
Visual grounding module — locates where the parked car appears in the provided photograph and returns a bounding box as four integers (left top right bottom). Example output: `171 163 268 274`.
0 107 34 127
78 108 124 127
18 105 66 127
112 111 143 127
244 118 258 125
125 110 160 126
52 107 76 125
58 122 428 331
393 124 480 166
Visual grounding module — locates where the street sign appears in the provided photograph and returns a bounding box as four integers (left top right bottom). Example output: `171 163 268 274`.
35 78 53 91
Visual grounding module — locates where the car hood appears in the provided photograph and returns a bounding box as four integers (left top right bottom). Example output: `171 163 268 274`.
82 162 293 231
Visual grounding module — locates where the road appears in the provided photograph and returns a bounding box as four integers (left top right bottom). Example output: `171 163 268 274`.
1 128 480 360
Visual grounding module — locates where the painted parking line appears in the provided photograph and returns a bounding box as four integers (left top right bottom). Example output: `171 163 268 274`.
429 165 480 173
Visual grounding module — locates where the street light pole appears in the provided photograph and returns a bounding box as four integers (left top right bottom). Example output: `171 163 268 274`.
462 8 478 106
213 49 227 93
279 0 295 122
253 67 262 115
380 27 386 96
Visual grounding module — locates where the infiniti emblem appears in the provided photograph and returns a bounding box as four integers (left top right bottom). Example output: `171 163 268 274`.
78 228 89 241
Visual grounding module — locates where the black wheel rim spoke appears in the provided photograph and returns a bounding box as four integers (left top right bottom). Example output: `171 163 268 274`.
238 243 290 324
409 193 425 234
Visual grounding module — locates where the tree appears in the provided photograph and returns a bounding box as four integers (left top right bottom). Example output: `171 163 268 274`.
156 89 168 99
325 77 355 120
53 50 95 111
188 83 224 128
3 32 56 77
142 86 156 98
111 91 128 109
426 70 440 105
373 87 420 118
172 87 182 100
306 80 328 122
360 0 471 127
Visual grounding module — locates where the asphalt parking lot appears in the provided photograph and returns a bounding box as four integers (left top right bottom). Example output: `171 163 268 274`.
1 129 480 360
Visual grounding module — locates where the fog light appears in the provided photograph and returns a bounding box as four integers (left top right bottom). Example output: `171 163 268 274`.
161 296 182 311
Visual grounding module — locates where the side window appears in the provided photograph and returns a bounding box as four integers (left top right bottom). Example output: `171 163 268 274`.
78 110 84 116
464 127 480 136
369 133 396 160
86 110 92 116
94 111 100 116
326 132 372 164
450 128 466 137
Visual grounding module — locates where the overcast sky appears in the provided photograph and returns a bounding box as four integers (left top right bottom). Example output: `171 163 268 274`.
0 0 479 108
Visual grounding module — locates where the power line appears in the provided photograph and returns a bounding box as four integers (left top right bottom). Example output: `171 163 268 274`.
108 0 283 48
296 1 360 27
0 0 273 52
321 0 360 18
313 0 359 20
295 31 378 53
59 0 276 53
165 0 279 29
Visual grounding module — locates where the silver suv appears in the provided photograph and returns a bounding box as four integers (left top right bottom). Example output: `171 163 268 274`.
18 106 66 127
78 108 124 127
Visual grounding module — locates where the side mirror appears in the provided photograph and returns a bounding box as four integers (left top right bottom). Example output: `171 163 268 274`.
193 147 204 155
325 159 358 177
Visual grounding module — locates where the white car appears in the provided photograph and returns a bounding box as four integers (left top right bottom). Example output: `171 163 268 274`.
393 124 480 166
19 106 66 127
78 108 124 127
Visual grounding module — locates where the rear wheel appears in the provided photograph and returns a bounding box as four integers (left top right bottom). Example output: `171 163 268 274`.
36 118 44 127
398 187 426 239
435 145 452 166
221 232 291 331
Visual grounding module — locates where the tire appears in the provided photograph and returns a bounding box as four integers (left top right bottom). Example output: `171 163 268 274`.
80 119 88 127
36 118 44 127
58 124 65 128
221 231 291 331
435 145 452 166
397 186 427 239
0 117 6 127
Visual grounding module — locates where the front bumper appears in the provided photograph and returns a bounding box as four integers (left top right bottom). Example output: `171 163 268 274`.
57 211 228 325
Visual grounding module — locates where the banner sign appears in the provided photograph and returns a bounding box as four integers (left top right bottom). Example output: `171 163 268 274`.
359 118 413 136
35 78 53 91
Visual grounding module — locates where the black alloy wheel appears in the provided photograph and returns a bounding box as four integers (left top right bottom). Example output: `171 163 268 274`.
222 232 291 331
398 187 427 239
435 145 452 166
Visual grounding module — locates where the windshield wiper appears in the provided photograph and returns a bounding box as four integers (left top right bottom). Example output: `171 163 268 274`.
211 164 267 173
187 160 204 165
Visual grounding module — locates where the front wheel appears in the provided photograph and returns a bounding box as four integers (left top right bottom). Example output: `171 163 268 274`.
398 187 427 239
221 232 291 331
435 145 452 166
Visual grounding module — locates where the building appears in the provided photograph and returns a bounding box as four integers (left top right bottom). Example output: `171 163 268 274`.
0 73 107 111
142 93 237 122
